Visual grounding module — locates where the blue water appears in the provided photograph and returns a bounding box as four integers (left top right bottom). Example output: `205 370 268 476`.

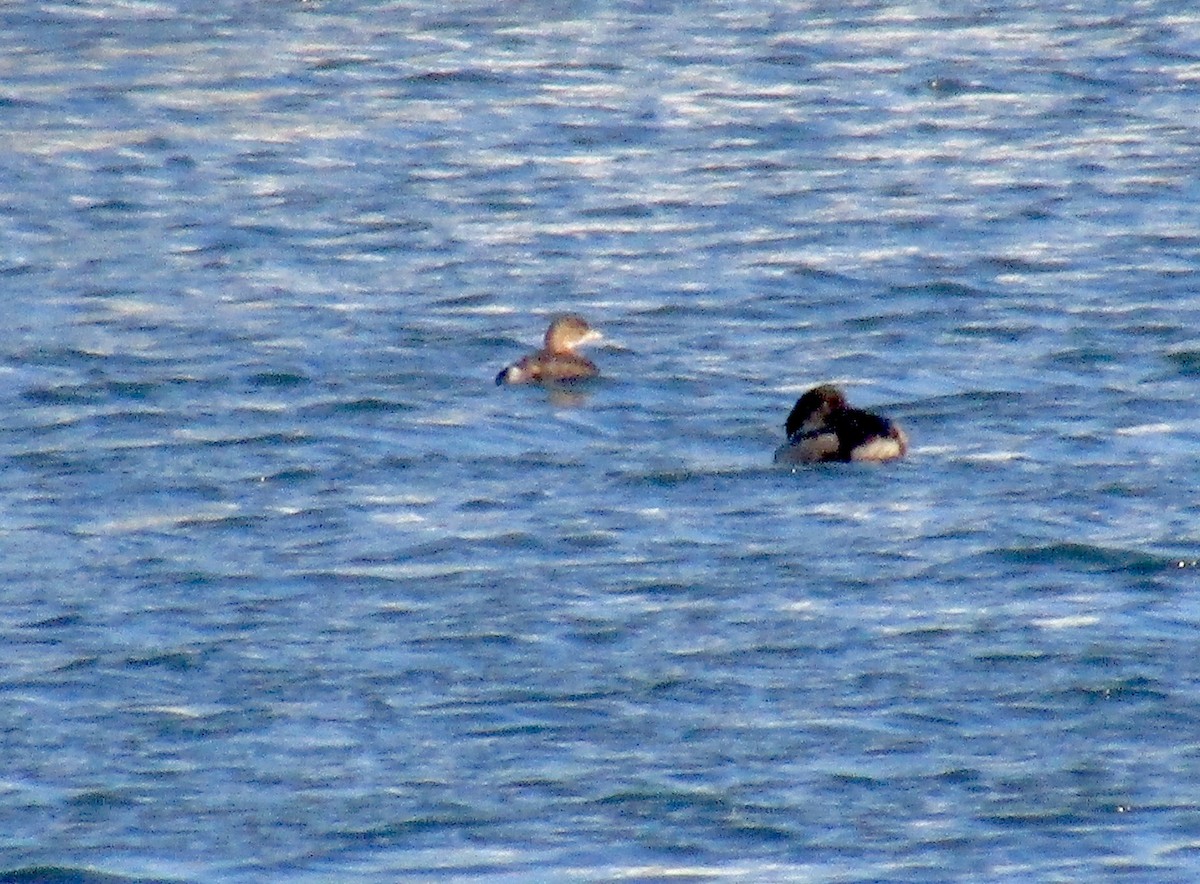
2 2 1200 881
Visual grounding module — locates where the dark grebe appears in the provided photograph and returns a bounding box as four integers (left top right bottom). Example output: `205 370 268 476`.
774 384 908 464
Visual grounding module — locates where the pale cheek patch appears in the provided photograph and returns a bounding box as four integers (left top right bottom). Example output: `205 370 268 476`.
774 431 841 464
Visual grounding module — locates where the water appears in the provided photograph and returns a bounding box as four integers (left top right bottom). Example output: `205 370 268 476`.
2 2 1199 881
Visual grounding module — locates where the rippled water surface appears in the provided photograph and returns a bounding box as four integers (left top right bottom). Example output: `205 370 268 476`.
2 2 1200 882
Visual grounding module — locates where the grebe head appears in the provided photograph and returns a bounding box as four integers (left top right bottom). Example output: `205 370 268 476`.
784 384 848 438
544 314 601 354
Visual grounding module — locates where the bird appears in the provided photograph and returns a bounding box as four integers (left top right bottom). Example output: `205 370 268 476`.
774 384 907 464
495 314 602 386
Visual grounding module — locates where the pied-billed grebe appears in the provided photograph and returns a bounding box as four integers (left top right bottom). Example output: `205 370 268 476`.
773 384 908 464
495 314 602 386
